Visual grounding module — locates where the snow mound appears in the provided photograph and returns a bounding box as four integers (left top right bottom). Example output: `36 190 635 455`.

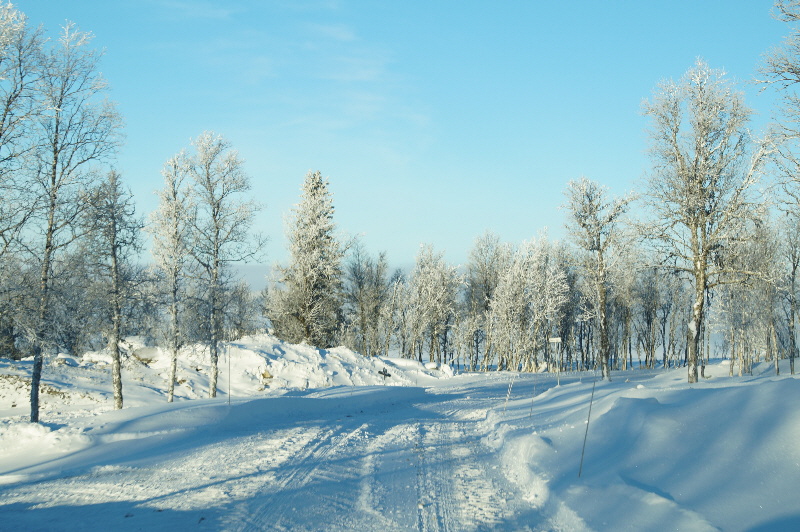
230 335 449 390
0 334 454 422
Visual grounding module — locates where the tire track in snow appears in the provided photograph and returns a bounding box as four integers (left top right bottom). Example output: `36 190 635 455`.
356 422 421 530
229 421 372 531
0 425 319 525
222 390 514 531
413 410 509 532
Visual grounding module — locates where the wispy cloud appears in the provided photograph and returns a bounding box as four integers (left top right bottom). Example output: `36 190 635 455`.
155 0 241 20
308 23 357 43
320 53 387 83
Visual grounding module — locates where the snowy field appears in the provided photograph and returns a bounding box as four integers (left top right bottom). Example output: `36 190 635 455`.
1 336 800 531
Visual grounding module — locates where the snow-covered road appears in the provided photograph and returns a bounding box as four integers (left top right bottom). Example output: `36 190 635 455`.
227 384 512 531
0 380 528 531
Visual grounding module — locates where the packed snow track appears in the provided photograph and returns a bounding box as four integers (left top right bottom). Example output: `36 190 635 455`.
0 381 524 531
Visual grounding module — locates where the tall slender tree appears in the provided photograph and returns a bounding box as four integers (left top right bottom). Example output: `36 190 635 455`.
149 151 193 402
464 231 511 370
342 241 390 357
563 177 630 380
779 211 800 374
187 131 259 398
27 23 122 422
404 244 461 365
83 171 141 410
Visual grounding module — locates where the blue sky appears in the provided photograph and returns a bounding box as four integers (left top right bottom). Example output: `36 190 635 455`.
15 1 788 269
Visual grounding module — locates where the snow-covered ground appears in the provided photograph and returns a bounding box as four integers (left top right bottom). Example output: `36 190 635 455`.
1 336 799 531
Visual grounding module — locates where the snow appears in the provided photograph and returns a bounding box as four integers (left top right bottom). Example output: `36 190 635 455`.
2 339 800 531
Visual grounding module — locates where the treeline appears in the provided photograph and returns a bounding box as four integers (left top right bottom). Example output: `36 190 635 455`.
4 3 800 422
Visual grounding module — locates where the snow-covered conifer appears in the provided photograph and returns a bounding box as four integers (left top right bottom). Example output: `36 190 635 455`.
268 170 344 348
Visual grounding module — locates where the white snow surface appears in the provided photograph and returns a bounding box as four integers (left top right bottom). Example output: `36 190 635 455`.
1 336 800 531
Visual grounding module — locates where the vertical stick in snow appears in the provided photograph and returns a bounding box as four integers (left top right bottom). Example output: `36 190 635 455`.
578 377 597 478
529 371 537 418
503 373 516 417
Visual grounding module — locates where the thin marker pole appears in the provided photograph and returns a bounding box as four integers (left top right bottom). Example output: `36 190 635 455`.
503 373 516 417
578 376 597 478
529 371 536 418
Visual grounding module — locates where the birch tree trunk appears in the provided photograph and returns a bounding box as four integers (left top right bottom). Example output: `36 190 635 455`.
110 237 123 410
167 266 179 402
29 189 56 423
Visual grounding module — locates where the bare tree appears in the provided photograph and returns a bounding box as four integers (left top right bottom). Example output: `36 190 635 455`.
464 231 511 371
487 235 568 372
404 244 461 365
642 59 770 383
0 4 42 257
761 0 800 376
26 23 122 422
187 131 260 398
342 241 391 357
149 151 193 402
563 177 630 380
778 211 800 374
761 1 800 129
83 171 141 409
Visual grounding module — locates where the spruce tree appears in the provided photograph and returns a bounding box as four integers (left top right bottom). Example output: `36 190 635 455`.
269 171 343 348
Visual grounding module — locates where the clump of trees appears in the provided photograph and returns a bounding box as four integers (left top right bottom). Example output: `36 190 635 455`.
7 1 800 424
0 7 263 420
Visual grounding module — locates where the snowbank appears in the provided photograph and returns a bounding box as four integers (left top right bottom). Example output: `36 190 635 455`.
0 334 453 422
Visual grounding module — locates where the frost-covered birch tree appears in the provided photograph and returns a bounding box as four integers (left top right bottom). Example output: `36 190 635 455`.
761 1 800 376
642 59 770 384
713 221 778 377
632 264 662 369
761 1 800 132
778 212 800 374
83 171 141 410
187 131 259 399
563 177 630 380
149 151 192 402
403 245 461 365
464 231 511 370
0 5 41 257
268 170 343 348
26 23 122 422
